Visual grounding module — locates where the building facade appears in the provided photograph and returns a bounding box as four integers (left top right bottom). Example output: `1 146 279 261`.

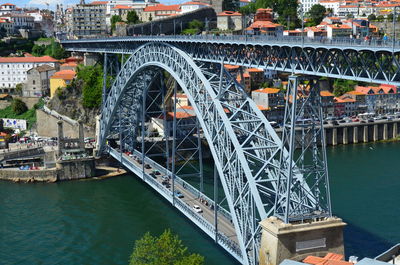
71 1 108 38
0 56 58 93
23 65 56 97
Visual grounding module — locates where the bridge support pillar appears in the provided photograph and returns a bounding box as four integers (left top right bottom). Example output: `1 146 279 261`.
353 127 358 143
393 123 398 138
383 123 388 140
342 127 348 145
259 217 346 265
363 126 368 143
373 124 378 141
332 128 337 146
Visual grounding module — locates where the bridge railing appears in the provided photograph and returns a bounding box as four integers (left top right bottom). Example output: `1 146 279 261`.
63 34 400 49
174 198 242 259
130 149 233 222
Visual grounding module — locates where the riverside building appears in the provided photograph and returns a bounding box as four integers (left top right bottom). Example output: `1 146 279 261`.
0 56 58 93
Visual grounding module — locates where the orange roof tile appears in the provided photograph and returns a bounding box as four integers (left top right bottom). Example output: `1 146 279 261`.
90 1 108 5
51 70 76 80
113 5 133 9
218 11 242 16
347 90 365 95
224 64 240 70
257 105 270 111
253 87 280 94
247 68 263 73
0 56 58 63
144 4 181 12
320 90 334 97
1 3 15 6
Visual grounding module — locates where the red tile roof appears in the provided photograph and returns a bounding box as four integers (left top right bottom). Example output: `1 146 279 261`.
320 90 334 97
51 70 76 80
218 11 242 16
253 87 280 94
0 56 58 63
90 1 108 5
144 4 181 12
1 3 15 6
112 5 133 9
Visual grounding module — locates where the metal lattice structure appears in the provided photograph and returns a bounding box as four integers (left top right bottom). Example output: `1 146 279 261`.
94 42 324 265
62 35 400 86
275 76 332 223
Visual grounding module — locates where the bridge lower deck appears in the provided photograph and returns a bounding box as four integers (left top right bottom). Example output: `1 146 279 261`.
108 147 243 262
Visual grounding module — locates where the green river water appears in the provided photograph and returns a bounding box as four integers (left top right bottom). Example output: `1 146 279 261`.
0 141 399 265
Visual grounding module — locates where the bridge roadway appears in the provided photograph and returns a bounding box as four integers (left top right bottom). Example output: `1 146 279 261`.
62 34 400 86
107 146 243 263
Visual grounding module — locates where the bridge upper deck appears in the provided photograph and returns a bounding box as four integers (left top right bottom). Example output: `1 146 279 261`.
62 35 400 86
62 35 400 52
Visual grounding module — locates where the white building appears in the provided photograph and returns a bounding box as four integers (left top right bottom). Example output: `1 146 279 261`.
300 0 319 13
180 1 209 13
319 1 341 16
0 3 16 16
0 56 58 93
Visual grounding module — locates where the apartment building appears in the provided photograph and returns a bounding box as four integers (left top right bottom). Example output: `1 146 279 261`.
71 1 108 38
0 56 58 93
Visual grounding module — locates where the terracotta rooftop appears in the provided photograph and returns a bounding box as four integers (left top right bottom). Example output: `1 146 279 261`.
218 11 242 16
144 4 181 12
320 90 334 97
253 87 280 94
51 70 76 80
0 56 58 63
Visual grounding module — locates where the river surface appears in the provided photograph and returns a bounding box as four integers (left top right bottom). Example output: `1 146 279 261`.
0 142 399 265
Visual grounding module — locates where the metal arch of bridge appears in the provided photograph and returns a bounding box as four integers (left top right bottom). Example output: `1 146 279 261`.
62 35 400 86
99 42 325 265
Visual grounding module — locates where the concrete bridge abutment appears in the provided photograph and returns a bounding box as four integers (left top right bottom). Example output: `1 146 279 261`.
259 217 346 265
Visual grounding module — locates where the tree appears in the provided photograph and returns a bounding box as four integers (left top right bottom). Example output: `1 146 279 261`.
11 99 28 115
129 230 204 265
111 15 123 31
377 15 385 22
149 14 153 22
223 0 239 11
182 20 204 35
387 13 394 21
15 83 23 96
332 79 357 97
127 10 140 24
77 65 106 108
307 4 326 26
368 14 376 21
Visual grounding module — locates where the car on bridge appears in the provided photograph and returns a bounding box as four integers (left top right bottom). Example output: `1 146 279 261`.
192 205 202 213
174 190 184 198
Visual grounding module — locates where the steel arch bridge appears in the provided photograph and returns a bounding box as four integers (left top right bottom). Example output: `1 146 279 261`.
60 36 392 264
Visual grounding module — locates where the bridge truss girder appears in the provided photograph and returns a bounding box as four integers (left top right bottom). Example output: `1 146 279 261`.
63 37 400 86
98 42 330 265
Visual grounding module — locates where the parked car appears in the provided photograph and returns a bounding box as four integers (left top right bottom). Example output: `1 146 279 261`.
192 204 202 213
153 170 161 175
161 175 169 181
150 173 157 179
174 190 184 198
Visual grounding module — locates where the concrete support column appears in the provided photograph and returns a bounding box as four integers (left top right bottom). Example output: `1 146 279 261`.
393 122 398 139
57 121 64 157
383 123 388 140
259 217 346 265
373 124 378 141
332 128 337 146
353 126 358 143
363 126 368 143
342 127 348 145
78 120 85 149
324 129 328 145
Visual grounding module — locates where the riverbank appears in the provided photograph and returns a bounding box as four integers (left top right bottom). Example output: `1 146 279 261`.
0 163 126 183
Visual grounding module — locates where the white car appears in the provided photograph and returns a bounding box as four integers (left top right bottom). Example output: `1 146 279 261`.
193 205 202 213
